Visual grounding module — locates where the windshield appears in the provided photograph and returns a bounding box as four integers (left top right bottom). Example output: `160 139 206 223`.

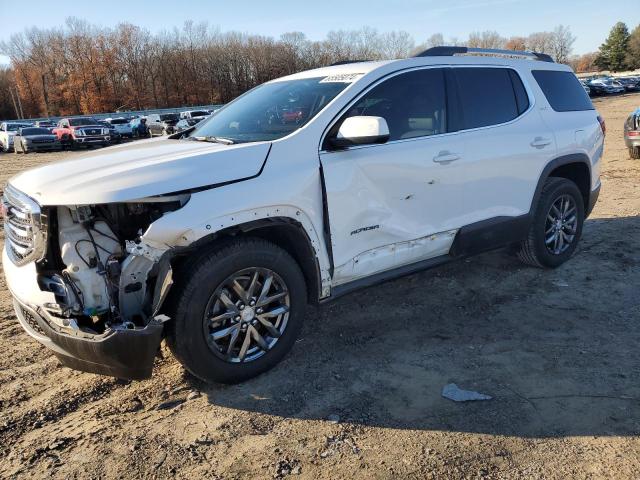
7 123 31 131
21 127 51 135
69 118 99 126
189 77 350 143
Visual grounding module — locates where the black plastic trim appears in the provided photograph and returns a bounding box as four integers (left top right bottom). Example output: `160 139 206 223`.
530 153 592 213
414 46 554 63
449 214 530 258
587 183 601 218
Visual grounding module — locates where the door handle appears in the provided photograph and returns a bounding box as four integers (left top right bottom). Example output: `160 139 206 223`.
433 151 460 164
530 137 552 148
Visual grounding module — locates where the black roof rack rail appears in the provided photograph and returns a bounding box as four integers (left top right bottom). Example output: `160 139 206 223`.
413 46 554 63
330 59 371 66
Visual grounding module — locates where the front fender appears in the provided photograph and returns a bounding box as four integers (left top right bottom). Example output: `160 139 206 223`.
142 204 332 298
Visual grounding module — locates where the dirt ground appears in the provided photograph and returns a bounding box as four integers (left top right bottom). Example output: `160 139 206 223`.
0 93 639 480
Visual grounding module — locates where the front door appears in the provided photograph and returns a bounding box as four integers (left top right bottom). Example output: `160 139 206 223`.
319 67 465 285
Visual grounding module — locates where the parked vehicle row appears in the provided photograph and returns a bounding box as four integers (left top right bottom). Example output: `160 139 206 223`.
0 111 212 152
582 76 640 96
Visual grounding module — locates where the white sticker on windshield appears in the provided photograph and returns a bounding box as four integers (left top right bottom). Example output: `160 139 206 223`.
320 73 364 83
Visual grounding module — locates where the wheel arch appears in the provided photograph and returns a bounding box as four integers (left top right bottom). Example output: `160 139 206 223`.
171 217 325 304
531 154 592 216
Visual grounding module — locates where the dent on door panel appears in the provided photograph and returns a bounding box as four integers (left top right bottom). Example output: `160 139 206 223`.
332 229 458 286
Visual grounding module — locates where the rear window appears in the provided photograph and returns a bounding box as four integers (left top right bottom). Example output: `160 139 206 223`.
532 70 594 112
454 68 526 130
109 118 129 124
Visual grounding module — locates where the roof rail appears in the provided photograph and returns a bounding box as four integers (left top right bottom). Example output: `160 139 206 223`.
414 46 554 63
330 59 371 66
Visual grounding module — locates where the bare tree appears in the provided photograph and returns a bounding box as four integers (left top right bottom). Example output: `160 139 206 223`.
526 32 554 54
467 31 505 49
550 25 576 64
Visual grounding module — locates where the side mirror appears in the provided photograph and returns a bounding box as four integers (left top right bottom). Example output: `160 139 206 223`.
330 116 390 148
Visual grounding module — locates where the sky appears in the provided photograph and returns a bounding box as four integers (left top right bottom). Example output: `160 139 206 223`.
0 0 638 65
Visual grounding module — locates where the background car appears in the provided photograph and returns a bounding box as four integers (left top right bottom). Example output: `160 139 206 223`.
588 78 625 95
52 117 111 148
97 120 121 143
175 118 200 132
579 80 591 96
147 113 179 136
13 126 62 153
624 108 640 159
0 121 33 152
106 117 134 138
180 109 209 121
617 77 640 92
129 117 148 137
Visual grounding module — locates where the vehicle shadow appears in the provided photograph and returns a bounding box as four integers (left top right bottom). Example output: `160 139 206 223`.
195 215 640 438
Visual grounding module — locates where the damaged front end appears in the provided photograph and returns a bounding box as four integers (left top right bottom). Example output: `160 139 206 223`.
4 185 187 379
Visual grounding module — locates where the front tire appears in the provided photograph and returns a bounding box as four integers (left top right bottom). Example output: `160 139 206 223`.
166 238 307 384
630 146 640 159
517 177 585 268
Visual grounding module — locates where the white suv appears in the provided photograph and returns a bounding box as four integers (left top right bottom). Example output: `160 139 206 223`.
2 47 603 383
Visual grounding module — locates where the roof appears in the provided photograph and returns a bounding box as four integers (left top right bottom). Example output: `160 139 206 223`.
273 54 571 83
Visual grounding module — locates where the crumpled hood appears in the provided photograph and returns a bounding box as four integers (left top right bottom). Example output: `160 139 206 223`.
9 138 270 205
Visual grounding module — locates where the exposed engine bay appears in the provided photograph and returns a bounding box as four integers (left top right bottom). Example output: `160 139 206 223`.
36 196 189 334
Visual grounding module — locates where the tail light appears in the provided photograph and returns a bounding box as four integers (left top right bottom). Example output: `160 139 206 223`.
597 115 606 137
628 131 640 137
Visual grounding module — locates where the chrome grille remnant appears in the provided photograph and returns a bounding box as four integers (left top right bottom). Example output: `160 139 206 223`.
2 184 47 266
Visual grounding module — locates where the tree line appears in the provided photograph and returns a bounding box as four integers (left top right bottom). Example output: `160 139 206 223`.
0 19 634 120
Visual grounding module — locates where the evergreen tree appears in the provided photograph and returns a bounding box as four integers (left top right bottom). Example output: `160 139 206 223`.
627 24 640 70
596 22 630 72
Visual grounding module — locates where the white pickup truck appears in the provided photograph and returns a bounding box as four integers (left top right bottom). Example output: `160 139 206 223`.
3 47 603 383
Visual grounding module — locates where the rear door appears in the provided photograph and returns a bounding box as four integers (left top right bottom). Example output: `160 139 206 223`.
448 66 557 224
320 67 467 285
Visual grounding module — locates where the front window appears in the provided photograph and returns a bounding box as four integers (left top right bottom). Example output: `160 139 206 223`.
69 118 99 126
160 114 178 121
20 127 52 135
189 77 350 143
7 123 31 132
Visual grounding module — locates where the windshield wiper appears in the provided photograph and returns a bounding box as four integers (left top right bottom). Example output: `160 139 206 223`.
190 135 235 145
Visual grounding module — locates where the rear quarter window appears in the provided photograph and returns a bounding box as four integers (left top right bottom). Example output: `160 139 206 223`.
532 70 594 112
453 68 526 130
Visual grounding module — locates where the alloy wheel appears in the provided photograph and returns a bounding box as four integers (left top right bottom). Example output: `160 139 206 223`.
203 267 290 363
545 194 578 255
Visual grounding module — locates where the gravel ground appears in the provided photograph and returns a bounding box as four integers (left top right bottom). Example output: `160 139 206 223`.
0 93 639 479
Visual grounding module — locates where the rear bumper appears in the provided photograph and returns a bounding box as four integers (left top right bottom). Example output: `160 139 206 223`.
3 247 163 380
624 134 640 149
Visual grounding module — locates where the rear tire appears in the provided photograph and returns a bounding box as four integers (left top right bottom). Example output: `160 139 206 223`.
630 146 640 159
517 177 585 268
166 238 307 384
